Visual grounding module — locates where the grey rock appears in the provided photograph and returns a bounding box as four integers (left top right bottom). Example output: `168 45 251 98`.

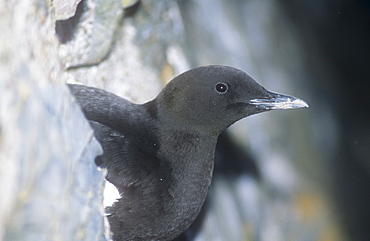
52 0 83 20
0 0 106 240
56 0 126 68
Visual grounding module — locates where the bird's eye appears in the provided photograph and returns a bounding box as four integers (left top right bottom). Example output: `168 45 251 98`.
215 83 228 94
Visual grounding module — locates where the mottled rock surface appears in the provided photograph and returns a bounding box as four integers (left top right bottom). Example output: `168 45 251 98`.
0 0 105 240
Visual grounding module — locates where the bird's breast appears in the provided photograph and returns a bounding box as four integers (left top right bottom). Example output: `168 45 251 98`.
157 130 217 223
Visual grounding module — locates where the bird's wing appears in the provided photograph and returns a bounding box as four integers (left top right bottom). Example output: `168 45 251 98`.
68 84 164 194
68 84 133 132
91 121 163 194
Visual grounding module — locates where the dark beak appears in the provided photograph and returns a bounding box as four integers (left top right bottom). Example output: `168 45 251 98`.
248 91 309 110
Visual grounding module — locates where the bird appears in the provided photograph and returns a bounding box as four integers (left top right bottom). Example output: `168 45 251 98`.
68 65 308 241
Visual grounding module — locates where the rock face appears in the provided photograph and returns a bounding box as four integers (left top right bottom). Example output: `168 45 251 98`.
0 0 105 240
2 0 367 240
0 80 105 241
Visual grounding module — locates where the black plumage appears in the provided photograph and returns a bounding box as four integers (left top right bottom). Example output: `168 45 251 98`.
68 65 308 241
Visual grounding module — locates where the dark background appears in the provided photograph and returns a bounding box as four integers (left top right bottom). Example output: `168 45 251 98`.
177 0 370 240
280 1 370 240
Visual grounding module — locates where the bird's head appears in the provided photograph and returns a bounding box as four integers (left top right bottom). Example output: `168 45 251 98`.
154 65 308 134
